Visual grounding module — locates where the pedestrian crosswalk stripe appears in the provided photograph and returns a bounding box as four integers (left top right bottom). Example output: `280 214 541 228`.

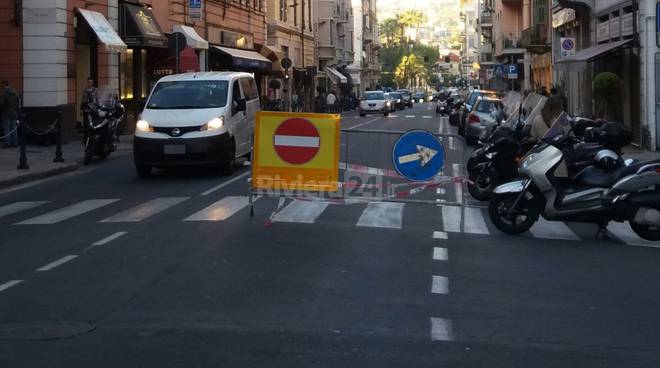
430 317 454 341
405 115 415 118
607 221 658 247
356 202 404 229
530 217 579 240
441 206 462 233
273 200 329 223
16 199 119 225
0 201 49 218
100 197 189 223
464 207 490 234
184 196 254 222
423 116 432 119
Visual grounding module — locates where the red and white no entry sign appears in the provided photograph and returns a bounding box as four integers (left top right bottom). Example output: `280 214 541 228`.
273 118 321 165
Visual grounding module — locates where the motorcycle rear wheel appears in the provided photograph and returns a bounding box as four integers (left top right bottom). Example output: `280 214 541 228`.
630 222 660 241
488 192 539 234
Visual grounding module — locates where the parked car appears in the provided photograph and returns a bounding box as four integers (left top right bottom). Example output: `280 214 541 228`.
465 96 506 145
460 89 498 135
388 92 405 110
133 72 259 177
359 90 390 117
384 93 397 112
396 89 414 108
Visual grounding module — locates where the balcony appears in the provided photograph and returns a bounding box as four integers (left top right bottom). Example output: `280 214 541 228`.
363 29 373 44
520 24 550 54
495 32 524 56
480 43 492 54
479 14 493 27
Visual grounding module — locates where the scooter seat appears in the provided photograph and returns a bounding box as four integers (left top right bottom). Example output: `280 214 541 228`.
574 159 660 188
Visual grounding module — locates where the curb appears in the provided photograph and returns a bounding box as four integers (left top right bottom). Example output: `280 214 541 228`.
0 163 80 189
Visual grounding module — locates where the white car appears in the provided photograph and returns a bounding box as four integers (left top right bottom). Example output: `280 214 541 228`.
133 72 259 177
359 91 390 117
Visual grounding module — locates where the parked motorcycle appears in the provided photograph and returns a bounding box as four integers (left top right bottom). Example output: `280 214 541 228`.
488 113 660 241
83 85 124 165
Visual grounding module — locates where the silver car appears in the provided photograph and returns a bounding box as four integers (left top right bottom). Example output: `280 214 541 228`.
359 91 390 117
465 97 506 145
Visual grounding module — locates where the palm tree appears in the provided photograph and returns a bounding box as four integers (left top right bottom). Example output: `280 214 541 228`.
380 18 400 46
396 10 428 43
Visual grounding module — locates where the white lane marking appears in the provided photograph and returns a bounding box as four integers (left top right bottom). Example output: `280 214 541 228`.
433 247 448 261
452 163 462 177
36 255 78 272
608 222 659 247
185 196 255 221
0 201 49 218
452 163 464 204
431 275 449 294
389 115 399 118
405 115 416 118
530 218 580 241
87 231 128 250
465 207 490 235
274 135 320 148
0 280 23 292
433 231 448 239
348 117 381 130
442 206 462 233
423 115 432 119
201 171 250 196
449 137 456 150
273 200 329 223
356 202 405 229
101 197 189 223
430 317 454 341
16 199 119 225
436 188 446 195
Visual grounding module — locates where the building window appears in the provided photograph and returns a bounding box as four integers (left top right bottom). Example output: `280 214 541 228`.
308 0 312 31
294 0 297 26
280 0 288 22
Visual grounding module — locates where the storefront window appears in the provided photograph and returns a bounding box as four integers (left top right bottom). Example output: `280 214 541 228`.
121 49 134 99
141 49 148 98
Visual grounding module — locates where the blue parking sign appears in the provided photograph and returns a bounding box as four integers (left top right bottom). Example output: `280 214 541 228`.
190 0 202 8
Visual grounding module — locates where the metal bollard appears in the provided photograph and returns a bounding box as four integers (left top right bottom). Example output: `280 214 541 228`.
53 109 64 163
17 112 29 170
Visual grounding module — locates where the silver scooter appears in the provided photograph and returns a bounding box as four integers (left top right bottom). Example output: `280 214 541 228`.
488 112 660 241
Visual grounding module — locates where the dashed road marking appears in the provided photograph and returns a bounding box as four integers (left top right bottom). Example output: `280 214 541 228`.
431 275 449 294
36 255 78 272
357 202 404 229
201 172 251 196
348 117 381 130
423 115 433 119
87 231 128 250
430 317 454 341
405 115 416 118
433 231 448 239
0 280 23 292
433 247 448 261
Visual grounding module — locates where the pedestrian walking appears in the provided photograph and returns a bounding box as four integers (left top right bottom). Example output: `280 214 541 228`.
1 80 19 148
326 91 337 113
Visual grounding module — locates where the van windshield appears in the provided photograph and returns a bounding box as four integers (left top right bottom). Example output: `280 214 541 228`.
146 80 229 109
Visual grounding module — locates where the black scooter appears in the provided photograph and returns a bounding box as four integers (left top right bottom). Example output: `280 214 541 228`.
83 88 124 165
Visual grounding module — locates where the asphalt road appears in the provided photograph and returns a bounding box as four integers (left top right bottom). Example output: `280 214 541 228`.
1 102 660 367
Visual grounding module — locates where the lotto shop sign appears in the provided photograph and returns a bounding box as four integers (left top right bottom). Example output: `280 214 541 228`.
253 111 340 192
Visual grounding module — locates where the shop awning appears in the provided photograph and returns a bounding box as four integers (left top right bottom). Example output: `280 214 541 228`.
556 39 632 63
325 66 347 84
259 44 284 73
121 3 167 48
210 46 272 71
77 9 127 53
173 24 208 50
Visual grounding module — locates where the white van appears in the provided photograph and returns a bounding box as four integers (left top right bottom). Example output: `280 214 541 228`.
133 72 260 177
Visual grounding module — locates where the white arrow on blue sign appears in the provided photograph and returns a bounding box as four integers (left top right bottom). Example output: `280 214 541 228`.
190 0 202 8
392 130 445 182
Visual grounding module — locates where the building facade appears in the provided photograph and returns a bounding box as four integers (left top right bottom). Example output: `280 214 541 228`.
314 0 354 98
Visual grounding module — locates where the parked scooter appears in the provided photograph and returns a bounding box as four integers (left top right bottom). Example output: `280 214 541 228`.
488 113 660 241
83 85 124 165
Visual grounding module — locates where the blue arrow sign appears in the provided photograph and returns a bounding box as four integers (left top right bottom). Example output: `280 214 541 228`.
392 130 445 182
190 0 202 8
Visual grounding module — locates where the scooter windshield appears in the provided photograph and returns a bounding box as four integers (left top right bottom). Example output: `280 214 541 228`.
541 112 570 142
95 85 119 108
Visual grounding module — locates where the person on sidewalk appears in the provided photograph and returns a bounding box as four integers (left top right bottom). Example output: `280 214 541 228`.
1 81 19 148
326 91 337 113
81 77 96 131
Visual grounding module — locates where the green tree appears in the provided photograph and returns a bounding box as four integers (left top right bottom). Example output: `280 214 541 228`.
593 72 622 120
396 10 428 43
380 18 400 47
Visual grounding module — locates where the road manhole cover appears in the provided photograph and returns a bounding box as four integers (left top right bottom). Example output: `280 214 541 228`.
0 321 95 341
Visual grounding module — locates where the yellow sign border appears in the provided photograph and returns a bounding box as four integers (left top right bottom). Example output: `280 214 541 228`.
252 111 341 192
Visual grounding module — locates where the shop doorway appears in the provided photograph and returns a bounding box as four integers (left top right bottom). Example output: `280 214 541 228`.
75 43 92 124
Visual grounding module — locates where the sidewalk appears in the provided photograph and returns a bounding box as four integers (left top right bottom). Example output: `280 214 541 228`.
0 135 133 189
622 145 660 162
